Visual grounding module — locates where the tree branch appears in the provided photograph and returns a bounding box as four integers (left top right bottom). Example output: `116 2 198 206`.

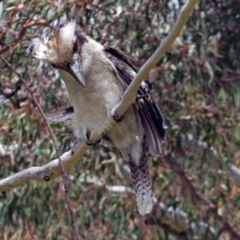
0 142 88 192
0 56 83 240
107 186 218 239
181 133 240 187
228 164 240 186
113 0 198 119
1 132 239 239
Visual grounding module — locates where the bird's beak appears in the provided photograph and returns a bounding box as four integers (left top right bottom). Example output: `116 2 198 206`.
68 54 86 87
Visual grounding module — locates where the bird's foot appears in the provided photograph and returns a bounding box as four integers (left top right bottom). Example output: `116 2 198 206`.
85 130 101 146
86 139 101 146
112 114 123 122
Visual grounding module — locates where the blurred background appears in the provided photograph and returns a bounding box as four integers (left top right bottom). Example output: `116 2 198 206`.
0 0 240 239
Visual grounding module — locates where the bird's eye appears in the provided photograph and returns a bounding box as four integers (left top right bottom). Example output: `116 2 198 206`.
73 42 78 53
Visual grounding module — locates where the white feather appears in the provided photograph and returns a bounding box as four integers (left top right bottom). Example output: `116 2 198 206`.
59 20 76 50
31 38 48 60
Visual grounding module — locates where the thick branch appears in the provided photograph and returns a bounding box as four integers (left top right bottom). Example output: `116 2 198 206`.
113 0 198 119
0 142 88 192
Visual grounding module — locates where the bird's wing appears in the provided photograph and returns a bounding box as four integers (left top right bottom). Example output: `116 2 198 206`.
104 47 166 156
46 106 74 124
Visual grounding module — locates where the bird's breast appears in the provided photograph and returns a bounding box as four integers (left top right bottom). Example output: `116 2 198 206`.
58 68 124 140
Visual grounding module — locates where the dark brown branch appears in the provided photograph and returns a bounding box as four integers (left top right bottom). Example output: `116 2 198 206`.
0 56 82 240
223 222 240 239
165 156 240 240
166 156 215 208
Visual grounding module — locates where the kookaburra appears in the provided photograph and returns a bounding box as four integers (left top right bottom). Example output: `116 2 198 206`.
29 20 166 215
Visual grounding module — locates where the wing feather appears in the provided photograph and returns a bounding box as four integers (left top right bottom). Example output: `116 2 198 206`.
46 106 74 124
104 47 166 155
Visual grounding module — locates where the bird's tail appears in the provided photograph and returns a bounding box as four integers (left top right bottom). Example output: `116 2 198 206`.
128 155 153 215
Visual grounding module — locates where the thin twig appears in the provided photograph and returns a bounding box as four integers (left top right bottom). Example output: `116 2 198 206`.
166 157 215 208
165 157 240 239
0 56 82 240
223 222 240 239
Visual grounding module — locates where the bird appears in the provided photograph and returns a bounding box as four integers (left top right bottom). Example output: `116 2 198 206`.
29 20 166 215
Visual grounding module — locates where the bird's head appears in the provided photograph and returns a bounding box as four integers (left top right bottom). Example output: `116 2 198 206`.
29 20 86 87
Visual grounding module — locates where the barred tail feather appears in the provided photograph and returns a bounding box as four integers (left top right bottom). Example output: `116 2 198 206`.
128 156 153 215
139 155 153 214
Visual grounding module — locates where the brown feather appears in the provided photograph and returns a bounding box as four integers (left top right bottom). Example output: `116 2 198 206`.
104 47 166 155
